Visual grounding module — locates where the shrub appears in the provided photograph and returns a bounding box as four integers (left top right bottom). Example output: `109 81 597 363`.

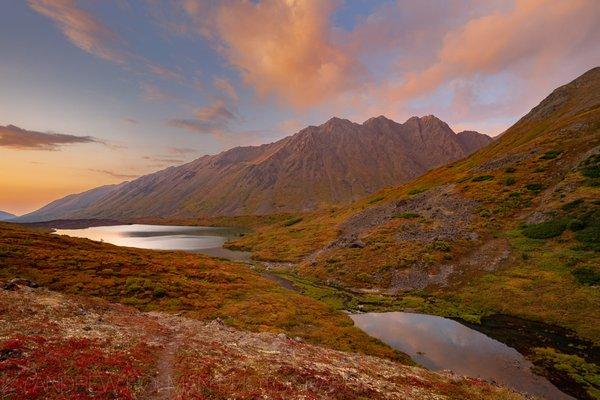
431 240 451 252
282 217 303 227
526 183 543 193
393 212 420 219
579 154 600 178
562 198 584 211
567 219 585 231
572 267 600 286
504 166 516 173
408 187 427 195
522 219 567 239
533 166 546 173
504 177 516 186
471 175 493 182
368 195 385 204
153 286 167 298
540 150 561 159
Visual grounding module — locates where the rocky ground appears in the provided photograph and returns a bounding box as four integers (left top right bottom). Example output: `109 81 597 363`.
0 282 526 400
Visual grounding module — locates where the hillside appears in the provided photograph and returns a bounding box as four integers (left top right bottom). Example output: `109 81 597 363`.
17 116 491 222
0 284 523 399
227 68 600 398
0 211 15 221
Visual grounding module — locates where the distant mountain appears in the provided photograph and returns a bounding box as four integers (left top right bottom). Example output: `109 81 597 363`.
0 211 16 221
18 115 492 221
17 183 127 222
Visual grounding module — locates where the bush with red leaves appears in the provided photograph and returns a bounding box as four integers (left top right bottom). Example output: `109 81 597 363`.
0 335 155 400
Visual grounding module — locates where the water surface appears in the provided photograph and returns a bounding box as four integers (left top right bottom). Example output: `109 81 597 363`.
351 312 572 400
54 224 251 261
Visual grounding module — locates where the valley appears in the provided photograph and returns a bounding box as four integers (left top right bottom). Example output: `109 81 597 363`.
2 67 598 399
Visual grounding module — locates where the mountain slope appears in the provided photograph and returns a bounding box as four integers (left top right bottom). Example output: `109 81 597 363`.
0 211 15 221
228 67 600 398
16 182 127 223
19 116 491 221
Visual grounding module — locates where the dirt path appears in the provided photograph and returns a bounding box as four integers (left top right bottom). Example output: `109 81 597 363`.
147 317 184 400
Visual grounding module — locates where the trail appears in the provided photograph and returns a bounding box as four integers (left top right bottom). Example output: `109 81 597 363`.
147 317 184 400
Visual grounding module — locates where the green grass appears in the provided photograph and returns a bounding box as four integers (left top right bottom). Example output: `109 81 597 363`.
522 219 568 239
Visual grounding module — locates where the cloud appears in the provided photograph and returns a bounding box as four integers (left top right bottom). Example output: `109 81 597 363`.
139 83 178 102
121 117 139 124
182 0 364 108
385 0 600 106
167 146 197 155
29 0 187 84
28 0 127 64
88 169 138 180
0 124 101 150
167 99 238 134
213 76 238 102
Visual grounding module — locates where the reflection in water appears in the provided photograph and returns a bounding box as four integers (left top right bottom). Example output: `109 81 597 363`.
351 312 573 400
54 224 251 261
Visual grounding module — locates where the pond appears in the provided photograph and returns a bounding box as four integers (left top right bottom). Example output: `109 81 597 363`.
54 224 251 261
350 312 573 399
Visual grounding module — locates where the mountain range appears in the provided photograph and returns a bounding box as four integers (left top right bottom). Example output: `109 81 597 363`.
17 115 491 222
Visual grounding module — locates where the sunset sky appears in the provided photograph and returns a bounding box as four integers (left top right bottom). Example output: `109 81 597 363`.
1 0 599 215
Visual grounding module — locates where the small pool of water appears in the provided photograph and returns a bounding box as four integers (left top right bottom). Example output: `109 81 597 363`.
351 312 573 400
54 224 251 261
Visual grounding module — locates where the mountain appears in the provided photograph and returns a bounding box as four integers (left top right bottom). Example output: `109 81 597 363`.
16 183 127 223
228 67 600 399
0 211 15 221
19 116 491 221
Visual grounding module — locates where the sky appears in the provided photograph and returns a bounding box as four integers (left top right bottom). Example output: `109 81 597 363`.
1 0 599 215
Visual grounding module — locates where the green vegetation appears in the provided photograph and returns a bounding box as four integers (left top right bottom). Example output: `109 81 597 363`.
504 177 517 186
540 150 562 159
531 348 599 400
282 216 303 227
393 212 420 219
580 154 600 186
522 219 568 239
471 175 494 182
525 183 543 193
572 266 600 286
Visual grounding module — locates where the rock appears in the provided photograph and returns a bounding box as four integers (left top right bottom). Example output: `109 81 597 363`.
277 333 288 341
2 278 38 291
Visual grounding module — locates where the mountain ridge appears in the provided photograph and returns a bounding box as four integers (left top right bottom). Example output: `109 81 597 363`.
17 115 492 222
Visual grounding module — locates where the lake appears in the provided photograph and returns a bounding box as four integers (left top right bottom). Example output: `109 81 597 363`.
54 224 251 261
350 312 573 399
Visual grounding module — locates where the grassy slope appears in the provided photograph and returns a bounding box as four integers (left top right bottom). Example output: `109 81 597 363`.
0 222 406 363
1 288 524 400
228 67 600 342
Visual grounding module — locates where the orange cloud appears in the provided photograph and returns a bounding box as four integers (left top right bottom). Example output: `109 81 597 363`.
388 0 600 103
184 0 364 108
